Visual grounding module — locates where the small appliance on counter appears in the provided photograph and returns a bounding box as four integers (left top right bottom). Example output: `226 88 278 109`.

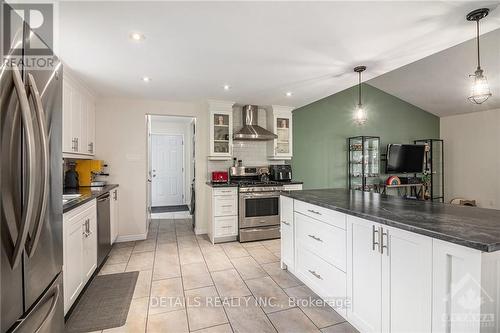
64 164 80 188
211 171 229 183
269 164 292 182
75 159 110 187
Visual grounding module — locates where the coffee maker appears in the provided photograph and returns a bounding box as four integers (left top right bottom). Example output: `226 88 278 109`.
269 164 292 182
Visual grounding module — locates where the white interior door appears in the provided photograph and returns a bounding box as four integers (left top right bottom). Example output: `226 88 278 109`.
151 134 184 207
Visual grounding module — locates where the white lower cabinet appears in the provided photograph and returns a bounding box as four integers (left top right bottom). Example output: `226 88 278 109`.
347 215 433 333
381 224 433 333
281 196 500 333
208 186 238 243
347 217 383 332
280 196 294 270
63 200 97 315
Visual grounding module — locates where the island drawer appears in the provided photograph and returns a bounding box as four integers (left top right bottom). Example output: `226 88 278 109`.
294 200 346 230
295 212 346 272
295 246 347 317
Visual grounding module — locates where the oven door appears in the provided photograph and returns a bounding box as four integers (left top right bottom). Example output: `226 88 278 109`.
239 192 280 228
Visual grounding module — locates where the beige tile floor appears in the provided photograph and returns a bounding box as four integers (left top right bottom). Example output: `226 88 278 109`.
87 218 359 333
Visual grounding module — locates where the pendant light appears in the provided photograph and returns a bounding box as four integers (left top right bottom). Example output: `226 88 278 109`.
466 8 492 104
353 66 367 125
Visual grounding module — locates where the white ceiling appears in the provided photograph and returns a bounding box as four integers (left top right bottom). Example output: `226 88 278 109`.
369 28 500 117
58 1 500 109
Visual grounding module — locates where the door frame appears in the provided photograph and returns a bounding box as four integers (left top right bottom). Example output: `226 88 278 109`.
151 133 185 207
146 114 197 228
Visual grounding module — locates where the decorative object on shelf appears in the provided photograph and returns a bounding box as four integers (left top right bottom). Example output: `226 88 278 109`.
466 8 492 104
386 176 401 186
450 198 477 207
348 136 380 192
353 66 367 125
414 139 444 202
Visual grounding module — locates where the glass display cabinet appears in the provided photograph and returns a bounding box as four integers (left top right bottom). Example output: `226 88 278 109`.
414 139 444 202
267 105 294 160
208 100 234 160
348 136 380 192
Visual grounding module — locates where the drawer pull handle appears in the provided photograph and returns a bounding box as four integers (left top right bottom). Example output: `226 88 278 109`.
308 235 323 242
221 205 233 208
307 209 321 215
308 270 323 280
221 226 231 229
281 221 290 226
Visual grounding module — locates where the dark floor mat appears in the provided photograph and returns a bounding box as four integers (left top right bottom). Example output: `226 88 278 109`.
152 205 189 213
65 271 139 332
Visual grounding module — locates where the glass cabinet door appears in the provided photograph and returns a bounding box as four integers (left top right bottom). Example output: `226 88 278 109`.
349 136 380 192
276 117 290 154
213 113 230 154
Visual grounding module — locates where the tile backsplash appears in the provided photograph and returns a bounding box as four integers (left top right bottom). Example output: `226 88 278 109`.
207 106 286 175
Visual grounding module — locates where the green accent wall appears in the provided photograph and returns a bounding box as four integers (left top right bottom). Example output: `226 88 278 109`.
292 83 440 189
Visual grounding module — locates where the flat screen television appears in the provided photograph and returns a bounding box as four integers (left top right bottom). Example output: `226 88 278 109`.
386 144 425 173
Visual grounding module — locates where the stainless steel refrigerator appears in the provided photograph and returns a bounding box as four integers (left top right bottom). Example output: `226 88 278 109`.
1 2 64 332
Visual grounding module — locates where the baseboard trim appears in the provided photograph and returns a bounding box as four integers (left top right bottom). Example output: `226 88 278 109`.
116 232 147 242
195 227 207 235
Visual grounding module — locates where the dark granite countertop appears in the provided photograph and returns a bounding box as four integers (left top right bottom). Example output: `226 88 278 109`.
278 180 304 185
63 184 119 213
281 188 500 252
205 182 238 188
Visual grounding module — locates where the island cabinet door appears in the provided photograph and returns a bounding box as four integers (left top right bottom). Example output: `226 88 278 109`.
381 226 433 333
347 216 383 333
280 196 294 270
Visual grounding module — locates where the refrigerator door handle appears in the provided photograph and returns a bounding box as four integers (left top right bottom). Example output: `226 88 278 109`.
7 64 38 269
11 282 60 333
35 284 60 332
25 73 50 257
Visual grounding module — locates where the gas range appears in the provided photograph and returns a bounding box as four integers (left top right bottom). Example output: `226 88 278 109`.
229 165 282 242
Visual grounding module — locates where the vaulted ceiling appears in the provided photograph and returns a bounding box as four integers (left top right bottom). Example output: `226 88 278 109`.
58 1 500 113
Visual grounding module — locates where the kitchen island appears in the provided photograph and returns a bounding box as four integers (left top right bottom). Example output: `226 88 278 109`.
280 189 500 333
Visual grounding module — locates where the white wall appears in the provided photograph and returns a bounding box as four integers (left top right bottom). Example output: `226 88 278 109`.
150 116 193 205
440 108 500 209
95 98 209 240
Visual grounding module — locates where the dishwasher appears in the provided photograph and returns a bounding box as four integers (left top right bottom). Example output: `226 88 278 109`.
97 192 112 267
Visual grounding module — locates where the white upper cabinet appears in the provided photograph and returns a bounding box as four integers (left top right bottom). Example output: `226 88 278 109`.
62 70 96 157
267 105 294 160
208 100 234 160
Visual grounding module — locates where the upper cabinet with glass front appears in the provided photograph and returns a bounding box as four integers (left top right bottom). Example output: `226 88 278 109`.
267 105 294 160
208 100 235 160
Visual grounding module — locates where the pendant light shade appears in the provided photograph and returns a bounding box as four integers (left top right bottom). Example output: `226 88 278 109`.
467 8 492 104
353 66 367 125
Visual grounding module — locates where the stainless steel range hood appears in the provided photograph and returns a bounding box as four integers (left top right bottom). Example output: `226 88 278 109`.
233 105 278 141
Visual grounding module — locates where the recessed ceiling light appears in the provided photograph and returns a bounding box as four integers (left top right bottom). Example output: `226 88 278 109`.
130 32 145 41
286 92 292 97
142 76 151 82
223 85 230 91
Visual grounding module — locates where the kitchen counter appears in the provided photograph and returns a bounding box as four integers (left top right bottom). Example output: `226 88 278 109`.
281 188 500 252
277 180 303 185
63 184 119 213
205 182 239 188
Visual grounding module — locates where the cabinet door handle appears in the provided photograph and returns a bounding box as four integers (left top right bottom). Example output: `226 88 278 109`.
308 270 323 280
281 221 290 226
221 205 232 208
308 234 323 242
88 142 93 153
307 209 321 215
372 225 380 252
381 228 389 255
